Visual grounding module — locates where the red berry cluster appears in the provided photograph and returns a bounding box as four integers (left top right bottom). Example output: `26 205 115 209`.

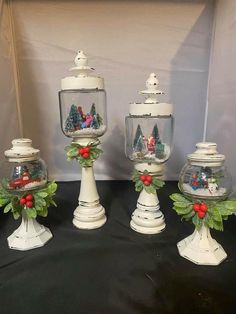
19 194 34 208
192 202 208 218
78 146 90 159
139 175 153 186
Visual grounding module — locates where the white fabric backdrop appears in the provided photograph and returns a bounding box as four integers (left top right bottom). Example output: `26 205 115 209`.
0 0 19 178
206 0 236 193
1 0 218 181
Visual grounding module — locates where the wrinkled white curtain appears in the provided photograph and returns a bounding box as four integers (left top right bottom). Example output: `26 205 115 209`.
1 0 227 183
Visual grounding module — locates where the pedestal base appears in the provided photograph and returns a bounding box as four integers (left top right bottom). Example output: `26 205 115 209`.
130 188 166 235
73 204 107 230
130 206 165 234
177 226 227 265
7 217 52 251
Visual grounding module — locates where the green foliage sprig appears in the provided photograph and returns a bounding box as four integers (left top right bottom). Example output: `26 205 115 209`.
170 193 236 231
132 170 165 194
65 141 103 167
0 181 57 220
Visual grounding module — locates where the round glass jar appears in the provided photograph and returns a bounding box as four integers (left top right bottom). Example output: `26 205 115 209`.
3 139 47 194
179 142 232 201
59 50 107 139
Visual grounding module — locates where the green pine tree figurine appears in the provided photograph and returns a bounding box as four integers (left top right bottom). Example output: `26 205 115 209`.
65 116 75 132
90 103 96 116
133 125 143 148
155 140 165 159
152 124 160 143
91 115 99 129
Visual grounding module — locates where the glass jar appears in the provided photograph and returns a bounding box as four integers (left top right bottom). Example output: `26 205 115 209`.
126 115 173 163
59 89 107 138
179 142 232 201
3 139 47 194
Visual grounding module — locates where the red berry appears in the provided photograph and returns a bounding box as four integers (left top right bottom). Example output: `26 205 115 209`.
146 175 153 183
143 180 150 186
198 211 205 219
26 201 33 208
79 148 85 155
26 194 33 201
83 147 90 153
200 203 208 212
192 203 201 212
82 153 89 159
19 198 26 205
140 175 146 182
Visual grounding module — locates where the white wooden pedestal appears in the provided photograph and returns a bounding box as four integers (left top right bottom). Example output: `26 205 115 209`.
73 166 106 229
130 188 165 234
177 225 227 265
130 163 165 234
8 212 52 251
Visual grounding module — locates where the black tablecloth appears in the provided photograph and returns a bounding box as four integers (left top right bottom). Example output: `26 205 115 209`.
0 181 236 314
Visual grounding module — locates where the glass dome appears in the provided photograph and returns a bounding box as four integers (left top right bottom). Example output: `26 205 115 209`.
125 73 174 164
3 139 47 194
59 50 107 139
179 142 232 201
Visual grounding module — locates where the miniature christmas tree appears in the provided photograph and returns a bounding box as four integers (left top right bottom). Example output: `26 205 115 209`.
155 140 165 159
152 124 160 143
65 117 75 132
97 113 103 126
31 163 44 180
133 125 144 148
135 136 146 153
90 103 96 116
91 115 99 129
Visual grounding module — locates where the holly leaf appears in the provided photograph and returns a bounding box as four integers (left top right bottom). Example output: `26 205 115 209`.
25 207 37 219
4 202 12 213
13 211 20 220
170 193 191 204
182 210 195 221
36 192 48 198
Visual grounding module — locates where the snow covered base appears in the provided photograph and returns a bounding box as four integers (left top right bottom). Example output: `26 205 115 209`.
177 225 227 265
65 125 106 138
130 189 165 234
182 183 226 197
132 144 170 163
8 215 52 251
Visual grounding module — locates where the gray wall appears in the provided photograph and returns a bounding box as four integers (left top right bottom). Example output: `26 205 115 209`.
3 0 234 185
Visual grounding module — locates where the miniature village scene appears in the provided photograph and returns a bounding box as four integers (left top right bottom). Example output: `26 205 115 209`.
64 103 106 137
132 124 169 162
182 167 227 198
5 162 47 192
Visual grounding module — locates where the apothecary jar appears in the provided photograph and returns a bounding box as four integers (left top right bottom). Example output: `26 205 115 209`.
179 142 232 201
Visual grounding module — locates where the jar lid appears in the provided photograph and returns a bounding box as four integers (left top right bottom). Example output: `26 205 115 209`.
5 138 40 162
129 73 173 116
61 50 104 90
187 142 225 166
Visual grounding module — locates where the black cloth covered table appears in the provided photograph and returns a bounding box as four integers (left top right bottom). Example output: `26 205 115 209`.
0 181 236 314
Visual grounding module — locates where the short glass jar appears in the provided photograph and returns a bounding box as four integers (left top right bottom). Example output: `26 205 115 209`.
179 142 232 201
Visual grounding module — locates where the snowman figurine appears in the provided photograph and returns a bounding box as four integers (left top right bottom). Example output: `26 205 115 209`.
208 177 218 194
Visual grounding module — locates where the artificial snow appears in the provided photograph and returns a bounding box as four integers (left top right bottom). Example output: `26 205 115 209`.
65 125 106 137
182 183 227 197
